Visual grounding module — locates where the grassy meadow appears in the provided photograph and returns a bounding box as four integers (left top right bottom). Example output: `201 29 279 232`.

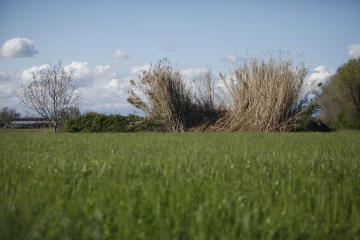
1 132 360 239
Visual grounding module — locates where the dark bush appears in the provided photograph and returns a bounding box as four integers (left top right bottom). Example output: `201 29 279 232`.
63 112 156 133
294 103 331 132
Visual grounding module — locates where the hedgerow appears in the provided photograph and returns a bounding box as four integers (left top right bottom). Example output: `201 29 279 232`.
63 112 157 133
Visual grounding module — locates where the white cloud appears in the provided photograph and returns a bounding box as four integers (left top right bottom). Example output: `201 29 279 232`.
165 44 176 52
1 70 21 82
64 61 92 86
0 83 13 97
346 44 360 59
104 79 119 90
303 66 335 99
20 64 49 83
0 37 38 58
112 50 131 59
306 66 334 86
131 65 150 74
181 68 208 84
103 79 128 96
221 54 240 62
94 64 111 75
181 68 207 77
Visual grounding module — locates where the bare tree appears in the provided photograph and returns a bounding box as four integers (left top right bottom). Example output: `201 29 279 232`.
15 62 82 132
0 107 21 127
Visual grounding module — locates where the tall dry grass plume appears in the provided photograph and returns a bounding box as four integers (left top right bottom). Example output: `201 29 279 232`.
128 53 309 132
127 59 222 131
216 52 308 132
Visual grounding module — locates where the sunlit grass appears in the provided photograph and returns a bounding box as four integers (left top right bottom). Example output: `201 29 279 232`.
1 132 359 239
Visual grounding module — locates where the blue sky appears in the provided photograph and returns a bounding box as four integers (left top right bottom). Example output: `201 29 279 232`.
1 0 360 115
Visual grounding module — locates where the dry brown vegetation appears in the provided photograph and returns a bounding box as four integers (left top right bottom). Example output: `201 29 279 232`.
127 53 309 132
127 59 223 131
216 53 308 131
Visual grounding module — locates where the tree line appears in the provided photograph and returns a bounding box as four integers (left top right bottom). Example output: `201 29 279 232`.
0 107 21 128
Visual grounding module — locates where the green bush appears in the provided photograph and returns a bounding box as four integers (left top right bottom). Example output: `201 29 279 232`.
63 112 156 133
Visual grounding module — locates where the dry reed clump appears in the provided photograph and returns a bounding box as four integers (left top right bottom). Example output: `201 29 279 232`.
215 52 308 132
127 59 222 132
127 53 309 132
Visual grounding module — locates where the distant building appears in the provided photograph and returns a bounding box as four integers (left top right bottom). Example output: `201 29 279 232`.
10 117 51 128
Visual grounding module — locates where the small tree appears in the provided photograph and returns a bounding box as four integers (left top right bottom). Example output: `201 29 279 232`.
15 62 82 132
337 58 360 110
317 57 360 129
0 107 21 127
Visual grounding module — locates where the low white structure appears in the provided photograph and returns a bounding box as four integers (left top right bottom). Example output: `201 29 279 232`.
10 117 51 128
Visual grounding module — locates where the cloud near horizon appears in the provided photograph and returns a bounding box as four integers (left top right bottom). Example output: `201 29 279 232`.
346 44 360 59
0 38 38 58
112 50 131 59
0 62 154 115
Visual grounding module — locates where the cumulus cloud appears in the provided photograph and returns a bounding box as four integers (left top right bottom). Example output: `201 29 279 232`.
104 79 119 90
305 66 334 86
1 70 21 82
346 44 360 59
103 79 129 96
0 83 13 98
221 54 240 62
131 65 150 74
62 62 136 113
165 44 176 52
63 61 92 86
112 50 131 59
303 66 335 99
20 64 49 83
94 64 111 75
0 37 38 58
181 68 209 84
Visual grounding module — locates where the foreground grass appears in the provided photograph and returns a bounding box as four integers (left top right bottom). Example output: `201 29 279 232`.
0 128 54 134
0 132 359 239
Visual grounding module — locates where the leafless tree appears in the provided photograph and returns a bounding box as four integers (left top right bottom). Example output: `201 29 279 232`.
15 62 82 132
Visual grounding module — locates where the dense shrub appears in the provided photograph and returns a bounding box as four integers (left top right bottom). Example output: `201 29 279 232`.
294 103 331 132
63 112 156 133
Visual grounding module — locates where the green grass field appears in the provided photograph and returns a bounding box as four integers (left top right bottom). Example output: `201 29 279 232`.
1 132 359 239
